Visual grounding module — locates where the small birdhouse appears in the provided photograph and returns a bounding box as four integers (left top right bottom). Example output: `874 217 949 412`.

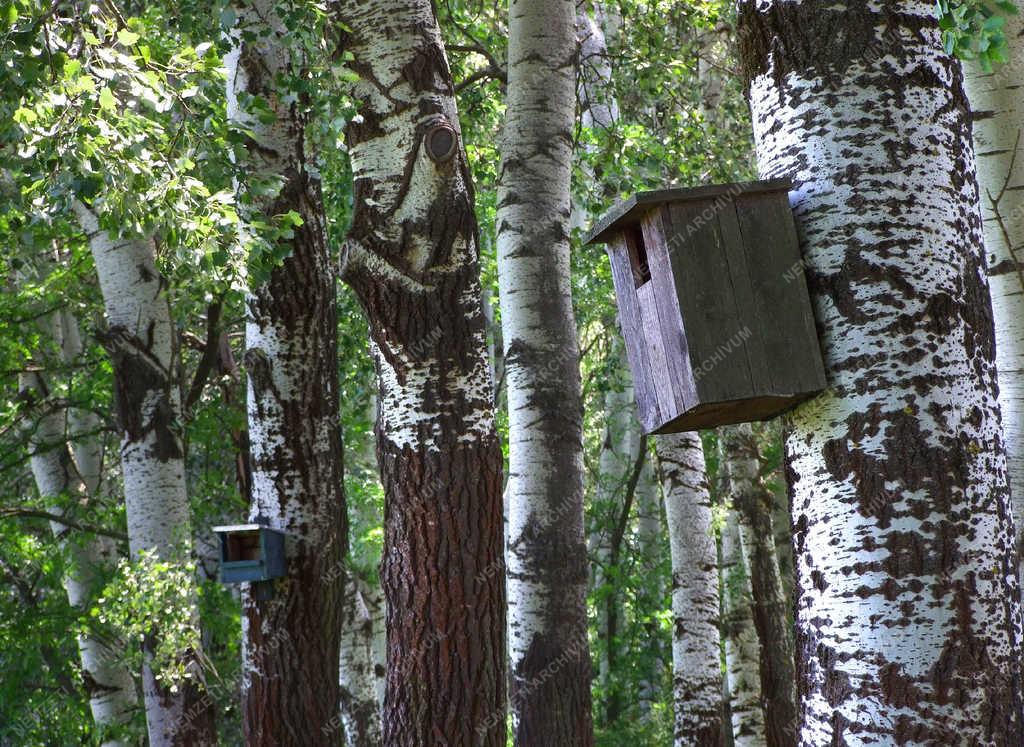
212 524 286 584
585 179 826 434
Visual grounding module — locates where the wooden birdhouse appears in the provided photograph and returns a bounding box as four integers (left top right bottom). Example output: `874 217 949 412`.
212 524 286 585
585 179 826 434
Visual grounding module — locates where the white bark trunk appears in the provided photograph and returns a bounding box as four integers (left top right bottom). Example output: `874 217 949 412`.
739 1 1024 741
721 424 797 746
498 0 592 741
721 511 764 747
72 201 213 745
20 361 136 745
338 576 383 746
964 2 1024 563
589 369 636 700
635 456 663 719
658 431 724 747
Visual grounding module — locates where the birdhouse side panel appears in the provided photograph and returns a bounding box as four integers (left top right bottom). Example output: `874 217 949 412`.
663 200 757 405
734 192 827 395
636 282 679 419
606 239 662 432
639 208 699 413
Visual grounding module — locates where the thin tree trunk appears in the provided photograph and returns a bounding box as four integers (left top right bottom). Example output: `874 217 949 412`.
721 511 764 747
338 575 383 746
738 2 1024 741
19 348 136 745
964 2 1024 565
720 424 797 746
635 456 663 719
497 0 593 742
658 431 723 747
589 364 636 723
225 3 348 743
332 2 507 743
72 202 216 745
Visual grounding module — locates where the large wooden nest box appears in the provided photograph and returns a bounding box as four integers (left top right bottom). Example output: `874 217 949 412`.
212 524 286 584
585 179 826 434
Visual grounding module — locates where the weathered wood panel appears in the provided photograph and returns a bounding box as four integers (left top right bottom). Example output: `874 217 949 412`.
734 192 827 395
641 208 698 412
637 281 678 419
607 238 661 431
716 202 773 393
663 200 755 405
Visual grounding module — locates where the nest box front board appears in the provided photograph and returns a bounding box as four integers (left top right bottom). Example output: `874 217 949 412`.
586 179 826 434
212 524 286 584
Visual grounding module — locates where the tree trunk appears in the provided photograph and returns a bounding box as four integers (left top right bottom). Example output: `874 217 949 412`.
721 511 764 747
589 363 637 724
72 202 216 746
738 2 1024 741
332 2 507 743
657 431 723 747
225 3 348 743
964 2 1024 565
497 0 593 742
720 424 797 746
338 575 383 746
19 348 136 746
635 456 664 719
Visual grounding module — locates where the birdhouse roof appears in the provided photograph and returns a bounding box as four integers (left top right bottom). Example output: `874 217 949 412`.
584 178 792 246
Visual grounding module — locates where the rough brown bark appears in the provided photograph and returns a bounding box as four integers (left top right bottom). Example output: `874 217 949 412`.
331 1 507 743
226 2 348 743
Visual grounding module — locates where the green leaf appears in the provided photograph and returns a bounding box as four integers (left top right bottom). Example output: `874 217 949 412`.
116 29 140 46
98 87 116 111
983 14 1006 30
942 29 956 54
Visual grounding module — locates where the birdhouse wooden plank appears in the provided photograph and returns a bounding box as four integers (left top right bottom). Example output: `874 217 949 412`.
212 524 286 584
586 179 826 434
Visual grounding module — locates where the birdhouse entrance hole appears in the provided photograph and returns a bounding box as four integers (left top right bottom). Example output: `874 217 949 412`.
624 226 651 288
226 531 261 562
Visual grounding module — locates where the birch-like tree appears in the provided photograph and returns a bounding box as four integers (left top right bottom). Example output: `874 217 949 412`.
72 203 216 745
738 1 1024 740
657 432 723 747
338 575 383 745
964 2 1024 562
720 424 797 745
332 2 506 742
225 2 348 741
19 310 136 745
721 510 764 746
497 0 592 741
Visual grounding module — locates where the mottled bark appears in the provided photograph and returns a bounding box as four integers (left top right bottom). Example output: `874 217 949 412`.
338 575 383 746
721 511 764 747
964 2 1024 565
635 456 664 719
331 2 506 743
738 1 1024 742
20 358 136 746
658 432 723 747
226 3 347 743
720 424 797 746
73 202 216 746
589 365 637 723
497 0 593 743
